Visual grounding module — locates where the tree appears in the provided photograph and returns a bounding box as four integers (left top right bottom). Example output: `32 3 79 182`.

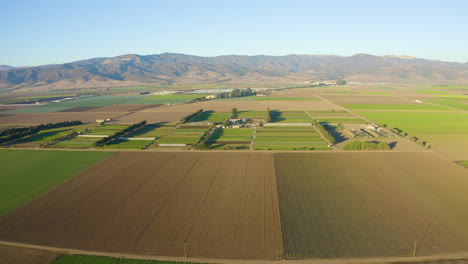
336 79 347 85
231 108 238 118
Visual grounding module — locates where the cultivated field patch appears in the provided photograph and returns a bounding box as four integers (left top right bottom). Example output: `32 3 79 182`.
157 124 210 146
188 111 230 123
275 152 468 259
0 244 57 264
255 126 329 150
51 254 207 264
344 104 449 111
0 152 283 260
0 149 112 216
207 127 253 149
271 111 312 123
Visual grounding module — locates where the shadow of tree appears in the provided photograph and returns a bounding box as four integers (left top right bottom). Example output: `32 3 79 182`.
271 110 285 122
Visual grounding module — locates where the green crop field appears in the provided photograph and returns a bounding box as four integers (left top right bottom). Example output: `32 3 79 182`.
158 125 210 145
13 124 95 145
0 149 112 216
308 110 352 116
141 94 207 104
275 152 468 259
254 126 328 150
236 110 268 119
51 137 101 148
313 118 366 124
271 111 313 123
459 161 468 168
83 125 129 136
3 106 74 114
52 255 205 264
103 139 154 149
426 98 468 111
344 104 450 111
188 111 230 123
126 123 176 138
28 95 144 108
207 128 253 149
217 96 319 101
415 90 453 94
358 112 468 135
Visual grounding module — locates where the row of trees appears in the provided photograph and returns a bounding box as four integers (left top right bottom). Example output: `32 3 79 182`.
344 140 391 150
314 121 336 145
266 108 272 122
0 120 82 145
180 109 203 123
93 121 147 147
381 124 430 149
218 88 255 99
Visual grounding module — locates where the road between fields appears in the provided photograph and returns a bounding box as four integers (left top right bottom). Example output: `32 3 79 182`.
2 240 468 264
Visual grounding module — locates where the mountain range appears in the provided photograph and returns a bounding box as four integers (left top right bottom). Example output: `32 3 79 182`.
2 53 468 91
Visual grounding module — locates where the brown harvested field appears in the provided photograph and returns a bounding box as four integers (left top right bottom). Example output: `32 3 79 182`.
0 112 127 125
142 100 340 112
275 152 468 259
0 244 57 264
89 104 161 112
0 152 283 260
0 105 29 112
111 111 191 124
267 88 322 97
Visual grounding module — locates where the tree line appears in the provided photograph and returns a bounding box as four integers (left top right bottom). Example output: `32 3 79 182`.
344 140 391 150
313 121 336 145
0 120 82 145
93 121 147 147
180 109 203 123
217 88 255 99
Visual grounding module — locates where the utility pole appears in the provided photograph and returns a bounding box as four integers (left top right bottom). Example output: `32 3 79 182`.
184 242 187 258
413 242 417 256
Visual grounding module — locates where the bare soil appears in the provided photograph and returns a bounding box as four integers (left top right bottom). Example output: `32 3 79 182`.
0 244 57 264
0 152 283 260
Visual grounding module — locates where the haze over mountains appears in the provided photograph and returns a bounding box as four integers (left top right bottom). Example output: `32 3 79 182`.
1 53 468 91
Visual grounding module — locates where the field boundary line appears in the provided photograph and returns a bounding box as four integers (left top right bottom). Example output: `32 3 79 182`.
4 240 468 264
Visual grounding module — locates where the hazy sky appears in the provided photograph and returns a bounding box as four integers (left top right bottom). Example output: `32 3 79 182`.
1 0 467 66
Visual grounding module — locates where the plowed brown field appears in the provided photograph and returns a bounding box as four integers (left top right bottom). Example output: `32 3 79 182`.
0 244 57 264
0 152 283 260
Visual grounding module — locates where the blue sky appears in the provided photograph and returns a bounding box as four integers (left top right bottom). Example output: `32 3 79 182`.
1 0 467 66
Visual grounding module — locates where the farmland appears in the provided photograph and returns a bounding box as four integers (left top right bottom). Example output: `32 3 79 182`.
0 244 57 264
207 127 253 149
103 139 154 149
0 152 283 260
217 96 319 101
188 111 230 123
255 126 329 150
344 104 449 111
275 152 468 259
52 255 206 264
271 111 313 123
11 124 94 147
157 125 210 145
0 149 112 216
